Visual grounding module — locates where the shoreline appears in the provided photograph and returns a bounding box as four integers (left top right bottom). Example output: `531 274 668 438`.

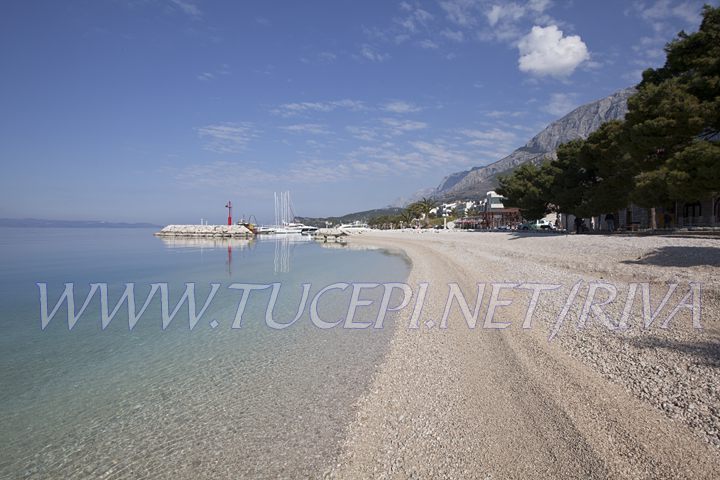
329 230 720 478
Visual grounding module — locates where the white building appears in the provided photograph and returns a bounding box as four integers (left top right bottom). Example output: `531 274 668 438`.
484 191 505 210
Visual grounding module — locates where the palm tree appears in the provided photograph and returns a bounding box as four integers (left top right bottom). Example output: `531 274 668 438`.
416 197 438 226
398 208 416 228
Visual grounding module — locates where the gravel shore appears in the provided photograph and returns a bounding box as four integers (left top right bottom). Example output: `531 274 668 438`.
329 230 720 479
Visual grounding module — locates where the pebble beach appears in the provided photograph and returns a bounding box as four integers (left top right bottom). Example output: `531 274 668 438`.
329 230 720 479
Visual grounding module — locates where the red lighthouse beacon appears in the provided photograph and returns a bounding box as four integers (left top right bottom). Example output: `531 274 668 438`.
225 201 232 226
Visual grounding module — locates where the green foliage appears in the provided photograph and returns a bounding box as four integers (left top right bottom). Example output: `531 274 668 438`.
548 140 590 216
465 206 481 217
626 5 720 203
666 141 720 201
506 6 720 217
497 162 554 220
368 214 402 228
406 197 438 225
296 207 404 227
578 121 637 213
548 123 662 214
398 208 416 224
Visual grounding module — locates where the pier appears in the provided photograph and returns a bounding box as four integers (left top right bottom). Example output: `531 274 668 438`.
312 228 348 243
154 224 253 237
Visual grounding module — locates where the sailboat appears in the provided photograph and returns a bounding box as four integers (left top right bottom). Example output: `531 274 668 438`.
272 191 317 234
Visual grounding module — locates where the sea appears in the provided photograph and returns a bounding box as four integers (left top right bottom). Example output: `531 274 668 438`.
0 227 410 478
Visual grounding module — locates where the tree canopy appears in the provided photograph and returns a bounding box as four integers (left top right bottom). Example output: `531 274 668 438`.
497 162 554 220
499 5 719 218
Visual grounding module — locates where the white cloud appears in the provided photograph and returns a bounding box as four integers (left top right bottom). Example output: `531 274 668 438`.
628 0 705 42
196 64 230 81
474 1 558 43
272 99 366 117
459 128 519 158
347 139 473 174
381 118 428 134
418 39 440 49
623 69 645 83
543 93 578 116
362 25 389 42
317 51 337 62
196 123 257 153
441 29 465 42
439 0 481 27
485 1 554 25
485 110 525 118
626 1 706 75
410 140 471 166
172 159 352 188
300 51 337 64
461 128 518 144
360 44 390 62
346 125 380 142
395 4 434 32
381 101 422 114
637 0 702 24
173 161 277 189
168 0 201 18
346 112 427 141
281 124 330 135
348 145 419 174
527 0 553 13
176 138 476 189
633 34 667 58
486 3 526 27
517 25 589 77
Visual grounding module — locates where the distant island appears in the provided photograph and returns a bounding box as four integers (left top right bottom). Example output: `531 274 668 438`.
0 218 161 228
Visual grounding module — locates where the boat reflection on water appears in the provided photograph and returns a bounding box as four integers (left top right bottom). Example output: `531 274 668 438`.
158 236 256 276
158 234 314 274
158 236 256 250
255 233 312 273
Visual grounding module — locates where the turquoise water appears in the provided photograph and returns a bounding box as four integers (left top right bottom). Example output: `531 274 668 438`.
0 228 410 478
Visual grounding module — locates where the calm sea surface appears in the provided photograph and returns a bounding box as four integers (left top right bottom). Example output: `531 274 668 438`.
0 228 409 478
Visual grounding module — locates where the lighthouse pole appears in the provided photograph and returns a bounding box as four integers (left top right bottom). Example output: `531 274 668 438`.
225 201 233 226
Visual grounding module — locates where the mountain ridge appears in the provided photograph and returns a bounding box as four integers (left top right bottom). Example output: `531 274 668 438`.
433 87 636 200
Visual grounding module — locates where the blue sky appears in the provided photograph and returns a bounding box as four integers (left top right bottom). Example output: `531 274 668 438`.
0 0 714 224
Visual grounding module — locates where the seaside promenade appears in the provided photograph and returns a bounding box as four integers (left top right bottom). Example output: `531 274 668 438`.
329 230 720 479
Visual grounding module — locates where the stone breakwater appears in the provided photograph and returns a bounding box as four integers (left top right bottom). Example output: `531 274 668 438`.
154 224 253 237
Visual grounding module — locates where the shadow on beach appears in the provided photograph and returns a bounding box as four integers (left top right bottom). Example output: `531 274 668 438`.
503 230 567 240
621 246 720 268
628 336 720 367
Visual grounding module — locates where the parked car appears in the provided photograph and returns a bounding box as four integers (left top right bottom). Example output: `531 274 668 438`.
518 219 555 231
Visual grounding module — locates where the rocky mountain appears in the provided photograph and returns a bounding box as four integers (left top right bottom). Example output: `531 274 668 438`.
435 87 636 200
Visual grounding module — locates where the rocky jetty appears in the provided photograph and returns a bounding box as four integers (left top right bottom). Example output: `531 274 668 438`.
154 224 253 237
313 228 348 242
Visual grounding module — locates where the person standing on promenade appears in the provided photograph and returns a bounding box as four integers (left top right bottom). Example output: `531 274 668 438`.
574 216 584 234
605 213 615 232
